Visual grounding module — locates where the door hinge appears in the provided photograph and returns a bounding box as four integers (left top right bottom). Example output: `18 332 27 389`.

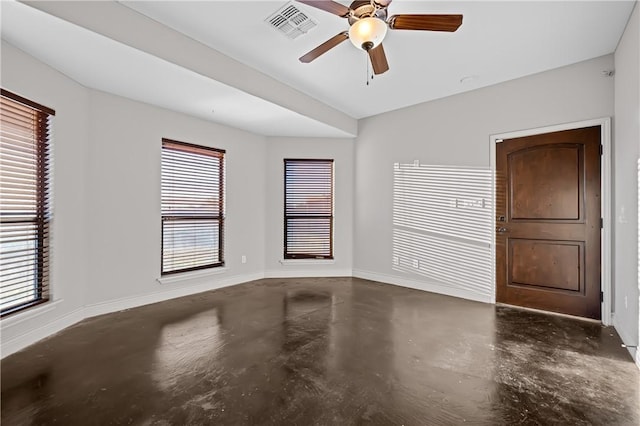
600 291 604 303
600 218 604 229
600 144 603 155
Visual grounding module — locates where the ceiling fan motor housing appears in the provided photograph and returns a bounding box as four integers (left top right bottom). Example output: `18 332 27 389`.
297 0 464 76
347 0 388 25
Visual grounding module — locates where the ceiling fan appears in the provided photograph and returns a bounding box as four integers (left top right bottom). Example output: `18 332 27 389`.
297 0 463 75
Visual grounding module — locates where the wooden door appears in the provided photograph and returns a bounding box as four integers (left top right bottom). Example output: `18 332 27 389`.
496 126 601 319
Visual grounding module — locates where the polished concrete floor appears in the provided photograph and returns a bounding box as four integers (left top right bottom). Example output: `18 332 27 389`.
2 277 639 425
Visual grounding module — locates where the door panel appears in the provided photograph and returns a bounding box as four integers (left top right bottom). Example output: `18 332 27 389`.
496 126 601 319
509 239 582 292
509 146 581 220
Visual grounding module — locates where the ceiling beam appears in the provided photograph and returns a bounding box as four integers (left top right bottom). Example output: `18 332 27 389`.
22 0 357 137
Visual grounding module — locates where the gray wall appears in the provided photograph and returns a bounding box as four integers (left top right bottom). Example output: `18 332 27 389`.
613 2 639 356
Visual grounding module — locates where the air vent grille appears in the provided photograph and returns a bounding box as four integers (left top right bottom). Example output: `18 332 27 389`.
266 2 318 39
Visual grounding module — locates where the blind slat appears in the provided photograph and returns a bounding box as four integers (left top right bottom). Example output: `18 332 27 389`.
0 90 52 317
284 159 334 259
161 139 224 275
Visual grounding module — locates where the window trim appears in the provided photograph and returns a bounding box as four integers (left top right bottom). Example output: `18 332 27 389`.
160 138 225 276
283 158 334 260
1 89 54 318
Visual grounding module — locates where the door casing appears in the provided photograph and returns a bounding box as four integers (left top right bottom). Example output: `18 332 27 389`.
490 118 612 325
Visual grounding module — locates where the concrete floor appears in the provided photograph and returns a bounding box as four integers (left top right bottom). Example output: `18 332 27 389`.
1 277 639 425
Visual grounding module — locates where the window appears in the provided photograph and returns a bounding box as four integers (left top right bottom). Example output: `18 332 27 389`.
161 139 225 275
1 89 54 317
284 159 334 259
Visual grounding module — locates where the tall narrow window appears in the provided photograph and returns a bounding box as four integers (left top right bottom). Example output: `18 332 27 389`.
161 139 225 275
1 89 54 317
284 159 334 259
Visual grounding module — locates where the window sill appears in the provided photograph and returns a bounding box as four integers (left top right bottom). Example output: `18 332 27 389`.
157 267 228 285
279 259 335 266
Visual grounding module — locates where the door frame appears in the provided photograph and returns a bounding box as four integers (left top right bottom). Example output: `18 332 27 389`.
489 117 612 325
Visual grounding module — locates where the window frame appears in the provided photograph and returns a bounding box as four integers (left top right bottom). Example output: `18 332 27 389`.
1 89 54 317
283 158 334 260
160 138 225 276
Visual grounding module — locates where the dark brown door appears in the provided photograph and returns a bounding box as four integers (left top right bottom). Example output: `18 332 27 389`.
496 126 601 319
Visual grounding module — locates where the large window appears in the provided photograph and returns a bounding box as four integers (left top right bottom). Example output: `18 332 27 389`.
284 159 334 259
1 89 53 316
161 139 225 275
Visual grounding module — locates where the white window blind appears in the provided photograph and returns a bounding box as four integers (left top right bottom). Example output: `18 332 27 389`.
284 159 334 259
1 89 54 317
161 139 225 275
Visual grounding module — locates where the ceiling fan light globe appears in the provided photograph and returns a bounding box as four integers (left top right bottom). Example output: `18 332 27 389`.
348 17 387 50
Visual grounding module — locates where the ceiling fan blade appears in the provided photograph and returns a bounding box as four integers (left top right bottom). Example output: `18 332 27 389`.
388 14 463 32
368 43 389 75
299 31 349 63
296 1 351 18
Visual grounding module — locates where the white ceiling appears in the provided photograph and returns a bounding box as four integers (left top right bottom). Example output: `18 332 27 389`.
1 1 636 137
0 1 354 137
122 0 634 118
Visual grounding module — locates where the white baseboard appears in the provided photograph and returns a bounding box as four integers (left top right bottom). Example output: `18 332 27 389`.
264 269 352 278
352 269 493 304
84 272 265 319
612 313 635 345
1 272 264 359
1 307 85 359
612 314 639 368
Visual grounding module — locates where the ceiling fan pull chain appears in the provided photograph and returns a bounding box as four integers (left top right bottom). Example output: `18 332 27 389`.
364 55 369 86
366 53 370 86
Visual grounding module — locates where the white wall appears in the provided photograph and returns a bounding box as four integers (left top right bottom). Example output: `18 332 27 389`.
0 43 271 357
264 137 354 277
354 55 615 302
613 2 639 357
2 28 634 360
1 40 356 358
1 42 90 351
85 90 267 309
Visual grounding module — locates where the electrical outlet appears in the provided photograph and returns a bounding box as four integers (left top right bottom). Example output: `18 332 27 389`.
412 259 419 269
241 255 247 264
393 256 399 266
625 295 628 309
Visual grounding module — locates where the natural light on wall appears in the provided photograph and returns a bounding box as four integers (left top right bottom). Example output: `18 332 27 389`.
393 162 493 300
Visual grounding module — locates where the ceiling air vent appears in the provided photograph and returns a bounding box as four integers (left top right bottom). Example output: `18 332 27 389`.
266 2 317 39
